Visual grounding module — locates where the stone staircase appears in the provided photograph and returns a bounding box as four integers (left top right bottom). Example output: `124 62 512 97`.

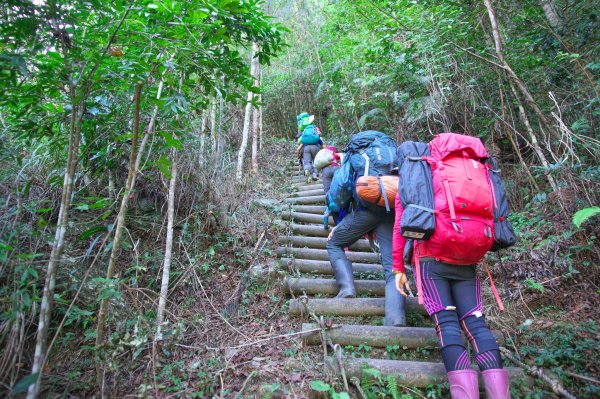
276 163 525 391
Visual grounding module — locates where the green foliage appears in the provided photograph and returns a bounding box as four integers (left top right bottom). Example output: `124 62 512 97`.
519 320 600 398
572 206 600 228
309 379 350 399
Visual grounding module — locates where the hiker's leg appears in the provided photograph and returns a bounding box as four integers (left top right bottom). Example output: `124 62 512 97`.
452 273 502 370
327 210 380 298
374 212 405 326
308 145 319 179
452 272 509 398
419 262 472 371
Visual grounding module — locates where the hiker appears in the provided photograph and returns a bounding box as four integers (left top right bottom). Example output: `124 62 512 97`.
393 134 516 399
296 112 323 183
314 146 341 225
325 131 406 327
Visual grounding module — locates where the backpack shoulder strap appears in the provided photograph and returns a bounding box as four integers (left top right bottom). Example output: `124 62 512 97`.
361 152 370 177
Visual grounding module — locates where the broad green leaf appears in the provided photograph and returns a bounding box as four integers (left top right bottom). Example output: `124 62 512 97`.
12 373 39 394
309 380 330 392
156 156 172 178
573 206 600 228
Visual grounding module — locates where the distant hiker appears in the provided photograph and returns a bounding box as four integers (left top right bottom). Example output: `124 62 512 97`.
325 130 406 327
393 133 517 398
296 112 323 183
314 146 341 224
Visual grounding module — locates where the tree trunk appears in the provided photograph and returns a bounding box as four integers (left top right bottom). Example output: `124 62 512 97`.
540 0 562 31
258 89 263 150
199 111 207 165
95 83 155 395
482 0 563 203
155 151 177 341
236 43 259 179
27 100 83 399
251 64 261 174
210 96 217 152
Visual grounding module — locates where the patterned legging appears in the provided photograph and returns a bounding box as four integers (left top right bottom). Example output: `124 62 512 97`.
418 260 503 372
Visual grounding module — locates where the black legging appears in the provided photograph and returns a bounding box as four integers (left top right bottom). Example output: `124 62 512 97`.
418 260 503 371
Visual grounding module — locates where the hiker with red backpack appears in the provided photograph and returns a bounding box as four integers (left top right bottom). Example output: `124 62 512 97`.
296 113 324 183
393 133 517 399
325 131 406 327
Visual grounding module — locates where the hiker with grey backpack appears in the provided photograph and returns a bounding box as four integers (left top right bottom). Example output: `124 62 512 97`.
393 133 517 399
325 130 406 327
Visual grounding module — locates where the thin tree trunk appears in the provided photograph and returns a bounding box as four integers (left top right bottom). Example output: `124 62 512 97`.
27 94 83 399
155 151 177 341
210 96 217 152
258 81 263 150
482 0 556 136
95 83 149 395
236 43 259 179
251 63 261 174
199 111 207 165
540 0 562 31
483 0 563 204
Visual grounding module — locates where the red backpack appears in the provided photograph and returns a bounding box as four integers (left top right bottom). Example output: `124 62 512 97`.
415 133 495 265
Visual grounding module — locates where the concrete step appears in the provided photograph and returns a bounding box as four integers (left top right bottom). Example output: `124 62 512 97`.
277 247 380 264
285 277 385 296
280 235 371 252
281 211 334 226
288 297 426 317
284 195 326 205
280 258 384 276
328 358 526 388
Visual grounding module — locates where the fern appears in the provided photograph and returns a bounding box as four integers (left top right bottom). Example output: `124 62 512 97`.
386 375 400 399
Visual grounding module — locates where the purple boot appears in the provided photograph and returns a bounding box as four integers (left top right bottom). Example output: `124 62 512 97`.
447 369 479 399
481 368 511 399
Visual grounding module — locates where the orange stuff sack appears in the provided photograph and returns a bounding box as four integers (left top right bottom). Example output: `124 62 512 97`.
356 175 398 209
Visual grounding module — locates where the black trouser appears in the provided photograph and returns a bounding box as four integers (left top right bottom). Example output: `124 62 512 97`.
326 208 394 282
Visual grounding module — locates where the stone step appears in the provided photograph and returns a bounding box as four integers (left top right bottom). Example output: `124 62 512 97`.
327 358 526 388
301 323 504 348
291 188 325 197
280 235 371 252
280 258 384 276
288 297 426 317
290 205 327 214
284 195 326 205
281 211 334 226
277 247 380 264
285 277 385 296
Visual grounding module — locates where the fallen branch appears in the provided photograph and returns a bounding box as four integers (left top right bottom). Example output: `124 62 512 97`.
500 347 577 399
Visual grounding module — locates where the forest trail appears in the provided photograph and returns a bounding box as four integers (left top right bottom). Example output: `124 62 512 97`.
276 158 526 392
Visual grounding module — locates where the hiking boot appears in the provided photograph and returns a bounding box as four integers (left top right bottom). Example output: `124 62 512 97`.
311 171 319 181
447 369 479 399
384 278 406 326
482 369 511 399
331 259 355 298
304 169 310 184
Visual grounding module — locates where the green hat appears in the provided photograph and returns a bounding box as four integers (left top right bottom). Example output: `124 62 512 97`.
297 113 315 129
